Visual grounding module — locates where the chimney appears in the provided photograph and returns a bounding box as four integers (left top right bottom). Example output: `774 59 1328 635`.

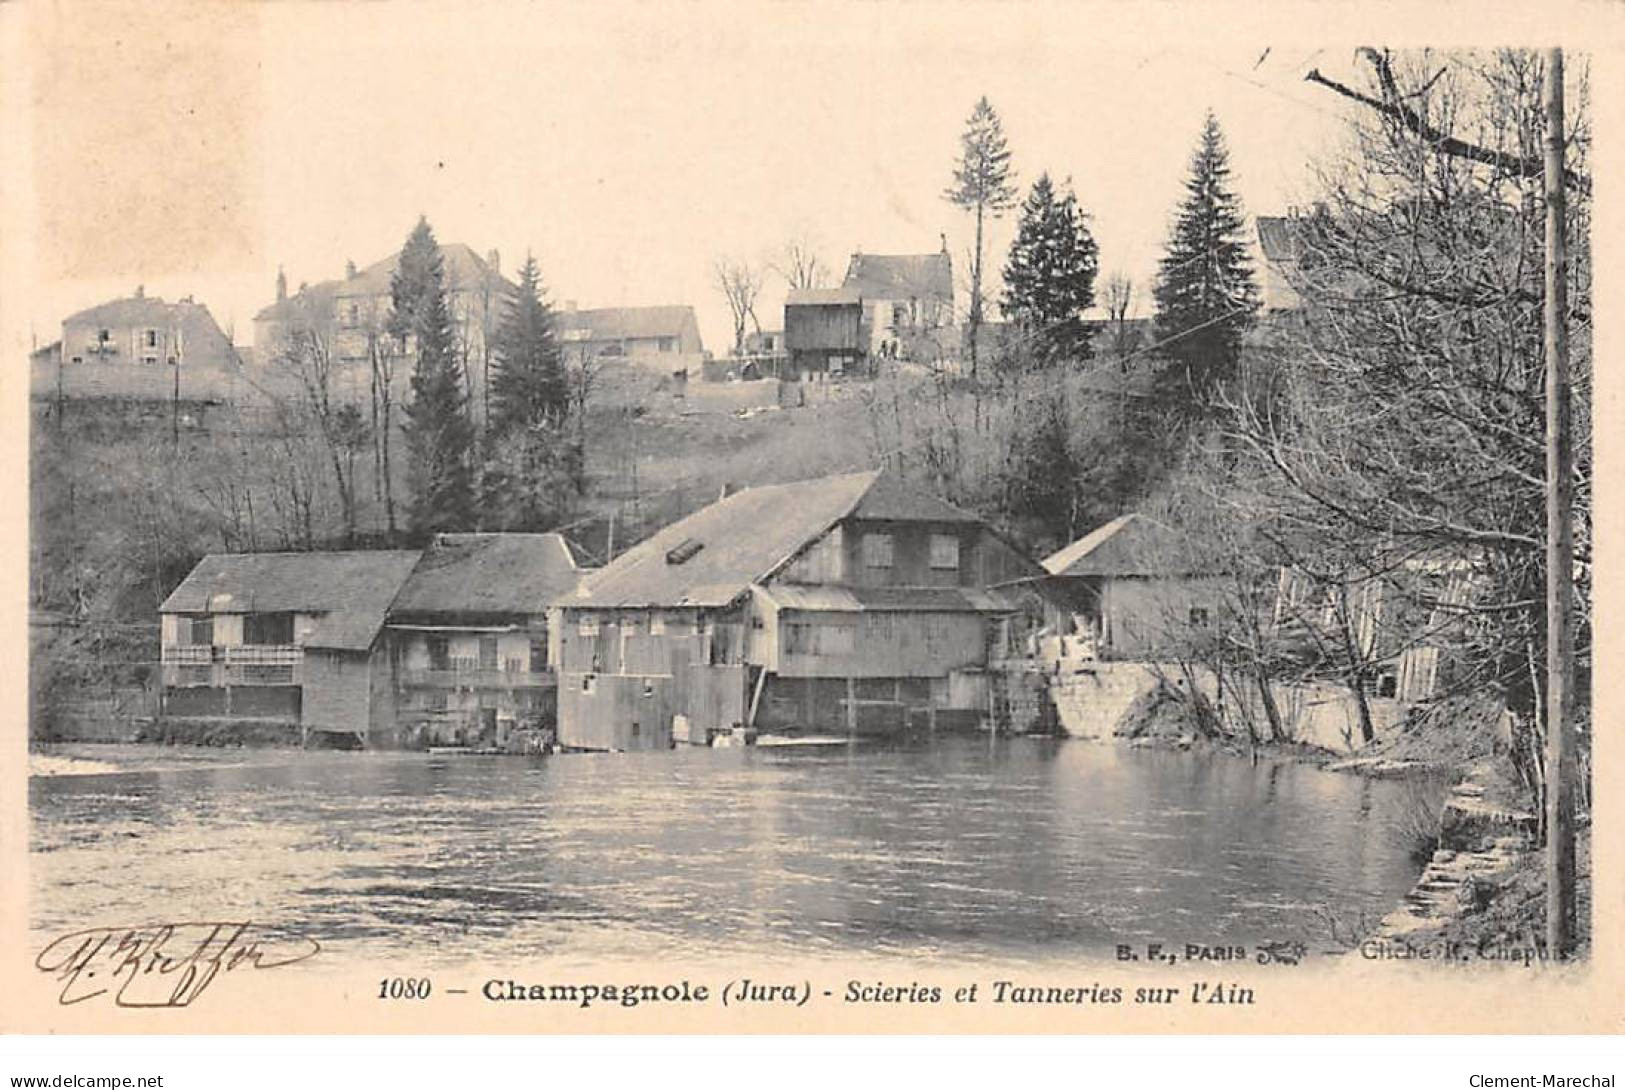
718 482 737 501
275 267 287 302
134 284 145 299
345 259 357 279
940 232 948 254
562 299 577 313
487 249 500 277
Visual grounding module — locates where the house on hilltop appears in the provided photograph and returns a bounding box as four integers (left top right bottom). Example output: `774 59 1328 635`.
555 304 705 372
841 243 956 363
254 243 512 411
159 550 421 744
549 469 1054 751
32 289 243 408
384 533 586 748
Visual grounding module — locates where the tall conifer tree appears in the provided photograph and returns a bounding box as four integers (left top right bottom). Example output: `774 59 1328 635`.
944 96 1018 383
1152 112 1259 407
396 217 477 535
1002 172 1099 366
481 253 576 530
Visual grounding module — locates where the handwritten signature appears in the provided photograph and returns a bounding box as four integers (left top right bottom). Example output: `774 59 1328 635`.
36 922 320 1007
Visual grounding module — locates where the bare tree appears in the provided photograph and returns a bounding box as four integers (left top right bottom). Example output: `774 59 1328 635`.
774 236 829 292
714 257 764 355
1102 271 1134 364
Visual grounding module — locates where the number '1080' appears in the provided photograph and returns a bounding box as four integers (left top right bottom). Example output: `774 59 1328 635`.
378 977 432 1000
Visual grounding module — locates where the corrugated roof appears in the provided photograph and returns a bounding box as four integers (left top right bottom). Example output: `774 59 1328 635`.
1042 513 1196 578
756 584 1018 613
390 533 582 618
842 252 954 303
160 550 422 651
556 305 698 341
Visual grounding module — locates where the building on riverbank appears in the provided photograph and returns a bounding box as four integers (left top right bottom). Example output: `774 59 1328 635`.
158 550 421 744
549 469 1055 752
383 533 585 749
1041 512 1227 659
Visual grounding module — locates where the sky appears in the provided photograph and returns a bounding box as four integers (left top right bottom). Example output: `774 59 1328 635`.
3 4 1403 357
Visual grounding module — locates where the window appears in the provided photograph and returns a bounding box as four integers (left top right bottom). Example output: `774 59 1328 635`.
142 356 158 365
144 329 158 348
1189 607 1211 628
658 337 676 352
427 636 450 671
186 616 214 646
582 675 596 694
649 615 666 636
97 328 111 344
243 612 294 645
478 636 498 671
70 356 82 364
863 533 894 569
578 615 600 636
929 534 960 570
529 637 548 673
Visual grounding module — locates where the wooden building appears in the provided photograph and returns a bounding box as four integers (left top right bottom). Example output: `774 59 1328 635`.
783 287 869 379
550 469 1052 751
1041 513 1227 660
159 550 422 743
383 533 584 748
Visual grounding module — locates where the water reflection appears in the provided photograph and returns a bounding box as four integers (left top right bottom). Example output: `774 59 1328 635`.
30 738 1425 965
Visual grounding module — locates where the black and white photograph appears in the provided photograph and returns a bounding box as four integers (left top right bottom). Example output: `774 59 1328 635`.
2 0 1612 1046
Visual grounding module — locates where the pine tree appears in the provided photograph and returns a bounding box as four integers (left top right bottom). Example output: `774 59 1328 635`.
1001 172 1099 366
944 96 1017 384
481 253 574 530
1152 112 1259 408
488 254 568 438
396 218 477 535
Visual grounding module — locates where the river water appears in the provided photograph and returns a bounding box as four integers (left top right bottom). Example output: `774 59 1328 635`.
29 738 1428 966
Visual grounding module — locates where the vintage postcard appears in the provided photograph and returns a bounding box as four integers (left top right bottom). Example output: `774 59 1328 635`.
1 0 1620 1037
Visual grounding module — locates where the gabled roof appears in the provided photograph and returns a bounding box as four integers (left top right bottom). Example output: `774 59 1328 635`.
1043 513 1196 579
255 280 339 323
842 252 954 303
786 286 863 307
160 550 422 651
563 471 880 609
556 305 698 342
1256 216 1306 264
63 295 179 328
389 533 582 619
334 242 507 299
848 469 983 524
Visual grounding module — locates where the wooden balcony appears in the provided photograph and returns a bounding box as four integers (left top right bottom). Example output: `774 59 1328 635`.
399 665 552 690
161 644 302 687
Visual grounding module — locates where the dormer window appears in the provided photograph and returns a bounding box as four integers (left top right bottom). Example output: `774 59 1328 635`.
929 534 960 570
666 538 704 565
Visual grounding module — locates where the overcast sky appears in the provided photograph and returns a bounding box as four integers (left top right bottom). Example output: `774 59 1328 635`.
4 4 1414 355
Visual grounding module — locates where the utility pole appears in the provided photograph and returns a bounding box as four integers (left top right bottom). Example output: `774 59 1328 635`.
1542 46 1577 960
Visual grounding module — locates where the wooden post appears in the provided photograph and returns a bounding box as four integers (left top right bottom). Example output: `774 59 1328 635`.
845 677 857 737
1543 47 1577 961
